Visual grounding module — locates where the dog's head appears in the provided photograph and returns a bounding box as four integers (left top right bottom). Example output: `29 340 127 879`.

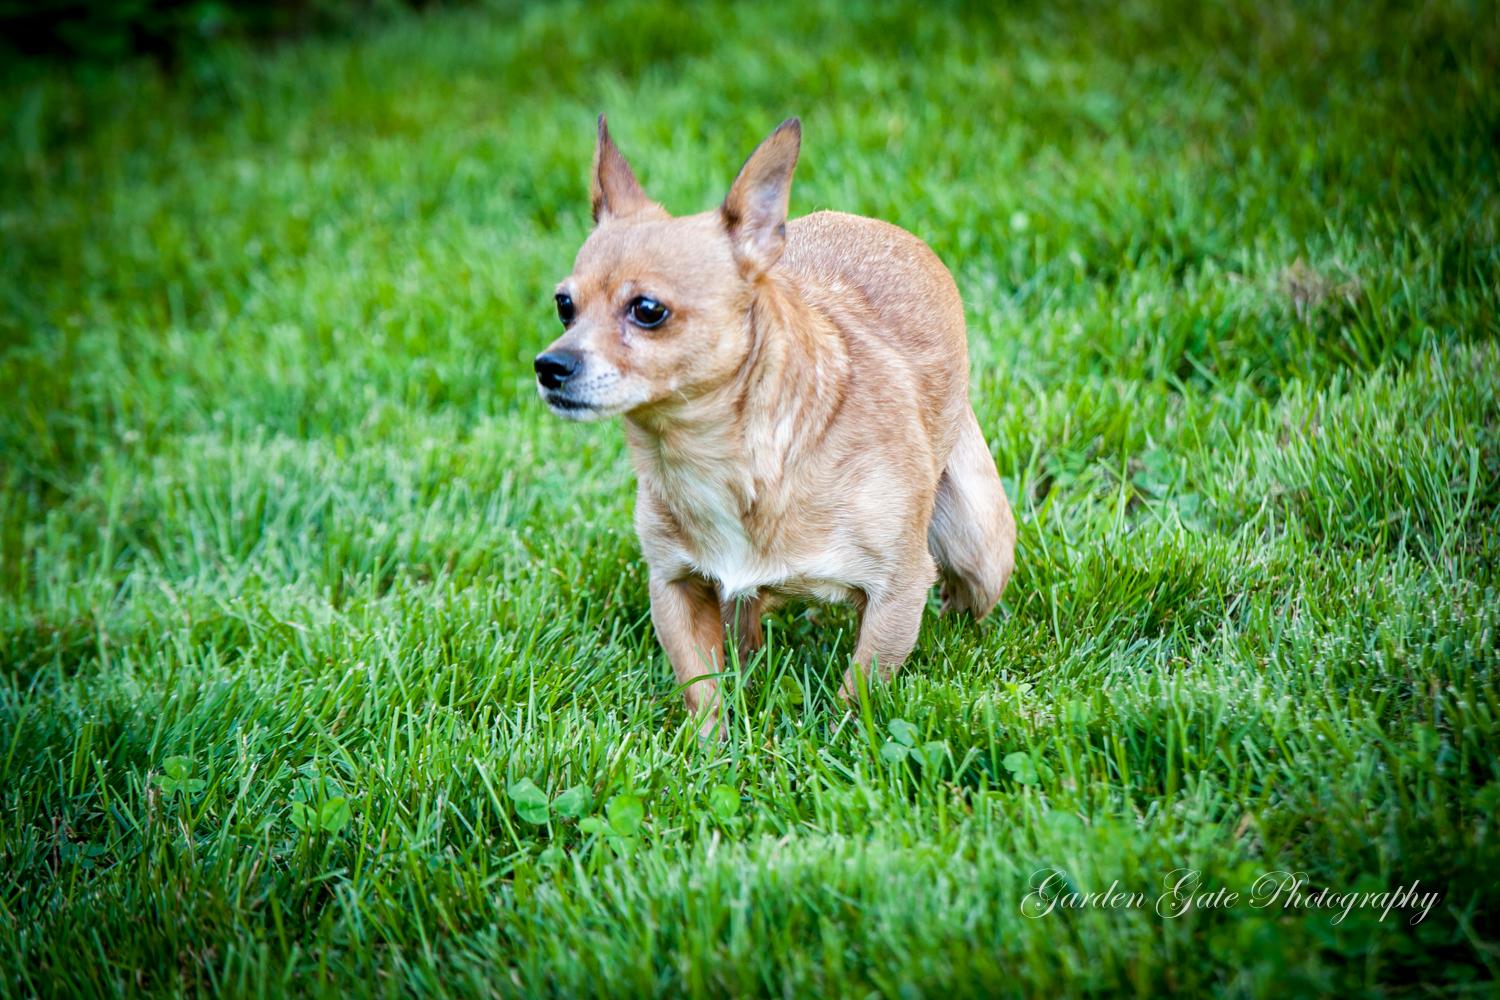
535 116 801 421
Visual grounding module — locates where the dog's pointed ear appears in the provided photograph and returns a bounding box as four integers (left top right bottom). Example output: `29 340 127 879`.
591 115 657 223
722 118 801 277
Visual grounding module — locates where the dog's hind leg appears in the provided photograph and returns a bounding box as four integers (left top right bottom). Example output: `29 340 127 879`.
839 553 936 703
722 592 767 665
927 406 1015 618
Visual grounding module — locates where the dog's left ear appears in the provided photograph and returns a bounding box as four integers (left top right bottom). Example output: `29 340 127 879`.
722 118 801 277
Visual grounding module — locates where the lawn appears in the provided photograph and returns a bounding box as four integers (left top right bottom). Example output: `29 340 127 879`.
2 0 1498 995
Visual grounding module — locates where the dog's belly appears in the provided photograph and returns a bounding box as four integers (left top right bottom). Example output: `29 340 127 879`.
775 576 859 604
710 563 858 605
690 535 857 605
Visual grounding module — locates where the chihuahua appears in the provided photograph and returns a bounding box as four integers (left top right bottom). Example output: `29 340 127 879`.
537 117 1015 736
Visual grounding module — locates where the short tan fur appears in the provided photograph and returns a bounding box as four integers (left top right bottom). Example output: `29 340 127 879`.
537 116 1015 736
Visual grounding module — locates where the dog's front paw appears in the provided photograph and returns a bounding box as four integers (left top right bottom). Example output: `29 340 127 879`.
695 711 727 743
837 669 865 707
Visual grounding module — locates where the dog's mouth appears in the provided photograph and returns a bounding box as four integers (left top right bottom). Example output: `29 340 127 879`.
542 391 597 415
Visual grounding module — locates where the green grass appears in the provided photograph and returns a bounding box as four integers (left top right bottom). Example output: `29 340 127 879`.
2 0 1499 995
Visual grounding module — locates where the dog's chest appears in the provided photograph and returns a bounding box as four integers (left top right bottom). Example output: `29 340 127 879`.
657 463 765 595
651 461 852 603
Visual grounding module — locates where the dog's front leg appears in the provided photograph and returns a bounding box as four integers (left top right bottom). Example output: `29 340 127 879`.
649 573 727 739
838 563 934 704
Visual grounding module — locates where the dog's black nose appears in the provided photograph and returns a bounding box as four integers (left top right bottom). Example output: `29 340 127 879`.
534 350 581 390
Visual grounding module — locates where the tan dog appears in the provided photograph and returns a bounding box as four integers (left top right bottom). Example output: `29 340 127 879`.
537 116 1015 736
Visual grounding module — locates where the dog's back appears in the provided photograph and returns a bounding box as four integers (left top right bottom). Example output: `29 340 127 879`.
783 209 1014 618
782 211 970 472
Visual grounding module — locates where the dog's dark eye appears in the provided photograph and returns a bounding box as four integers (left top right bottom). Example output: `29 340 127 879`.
555 292 575 326
627 296 669 329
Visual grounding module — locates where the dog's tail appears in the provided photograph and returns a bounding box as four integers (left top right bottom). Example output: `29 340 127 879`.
927 406 1015 617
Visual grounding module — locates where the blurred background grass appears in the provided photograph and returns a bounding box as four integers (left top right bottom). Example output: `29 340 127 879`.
0 0 411 64
2 0 1498 996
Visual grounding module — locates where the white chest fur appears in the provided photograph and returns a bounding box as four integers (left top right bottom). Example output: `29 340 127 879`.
655 459 766 597
649 457 853 603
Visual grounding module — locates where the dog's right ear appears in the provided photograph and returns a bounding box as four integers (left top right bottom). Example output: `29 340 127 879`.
591 115 657 223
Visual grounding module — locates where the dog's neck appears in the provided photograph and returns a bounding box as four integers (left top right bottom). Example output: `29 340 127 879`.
624 272 850 542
